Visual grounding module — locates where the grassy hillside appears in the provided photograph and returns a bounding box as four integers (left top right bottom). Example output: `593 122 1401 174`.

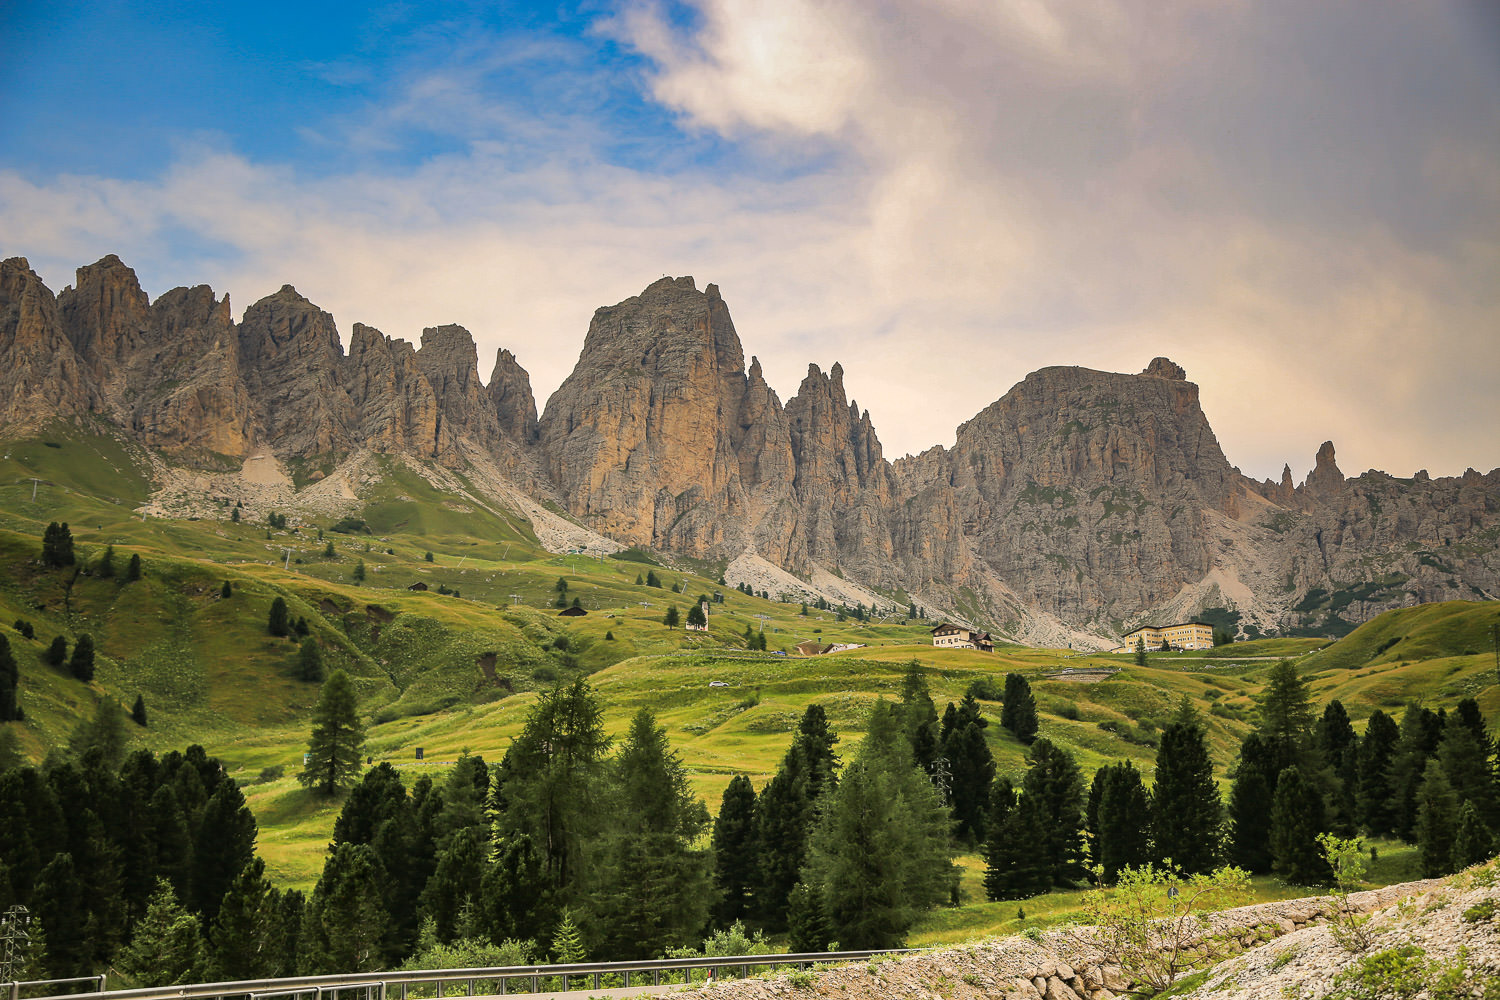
3 426 1498 899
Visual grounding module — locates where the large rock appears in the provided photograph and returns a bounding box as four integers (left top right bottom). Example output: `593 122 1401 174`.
0 257 97 429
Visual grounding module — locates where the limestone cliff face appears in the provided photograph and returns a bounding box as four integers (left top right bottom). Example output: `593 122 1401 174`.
344 323 441 456
488 348 538 444
0 258 97 428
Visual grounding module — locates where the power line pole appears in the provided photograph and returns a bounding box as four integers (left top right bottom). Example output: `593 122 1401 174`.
1 904 31 983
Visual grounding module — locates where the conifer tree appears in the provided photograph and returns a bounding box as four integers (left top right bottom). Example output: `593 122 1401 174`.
267 597 290 638
46 634 67 668
1415 765 1460 878
1259 660 1316 774
786 882 832 952
477 833 550 945
98 544 115 579
592 708 712 957
190 781 258 922
804 701 953 949
32 853 89 976
331 763 428 956
1270 766 1329 885
1151 703 1222 874
897 659 940 772
129 694 147 727
352 560 366 584
646 570 661 588
114 880 204 987
1091 761 1153 882
41 523 75 568
1438 716 1498 829
550 909 585 963
303 843 391 972
712 775 760 926
686 602 707 627
67 634 95 682
420 826 488 944
67 697 126 765
1000 673 1038 744
1390 704 1443 842
983 784 1052 899
1009 738 1087 889
125 553 142 582
0 634 19 722
1451 800 1494 871
297 637 324 683
663 604 680 628
208 859 281 980
1357 709 1401 836
1316 700 1357 771
946 721 995 844
1228 732 1277 872
300 670 365 795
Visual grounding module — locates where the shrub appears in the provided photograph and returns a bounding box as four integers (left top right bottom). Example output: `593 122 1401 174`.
331 516 368 534
1318 833 1374 951
258 765 285 783
1325 946 1428 1000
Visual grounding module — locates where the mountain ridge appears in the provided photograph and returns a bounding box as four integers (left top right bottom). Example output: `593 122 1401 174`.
3 254 1496 645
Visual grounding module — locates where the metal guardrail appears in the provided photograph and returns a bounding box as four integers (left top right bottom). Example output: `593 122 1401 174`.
10 949 919 1000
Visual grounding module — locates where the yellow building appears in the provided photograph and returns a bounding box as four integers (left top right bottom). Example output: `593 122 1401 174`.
1111 621 1215 653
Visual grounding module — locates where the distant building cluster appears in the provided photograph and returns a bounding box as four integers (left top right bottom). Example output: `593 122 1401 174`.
929 623 994 652
1110 621 1214 653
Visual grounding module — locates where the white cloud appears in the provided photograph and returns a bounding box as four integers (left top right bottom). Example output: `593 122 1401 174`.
1 0 1496 483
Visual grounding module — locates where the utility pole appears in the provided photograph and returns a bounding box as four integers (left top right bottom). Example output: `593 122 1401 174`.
29 478 40 501
756 613 770 633
509 594 523 606
0 904 31 983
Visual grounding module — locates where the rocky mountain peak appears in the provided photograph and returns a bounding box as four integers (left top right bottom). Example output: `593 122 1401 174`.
488 347 538 443
1143 356 1187 380
58 254 152 373
1304 439 1345 499
416 324 481 392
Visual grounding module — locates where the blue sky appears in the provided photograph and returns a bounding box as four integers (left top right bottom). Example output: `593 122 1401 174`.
1 1 1497 480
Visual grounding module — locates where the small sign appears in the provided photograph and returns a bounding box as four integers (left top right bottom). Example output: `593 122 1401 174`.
415 747 424 760
302 753 310 765
1167 886 1178 898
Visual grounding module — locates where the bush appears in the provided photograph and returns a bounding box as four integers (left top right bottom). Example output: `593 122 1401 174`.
331 516 368 534
532 665 558 683
258 765 285 783
1056 701 1081 721
966 678 1005 701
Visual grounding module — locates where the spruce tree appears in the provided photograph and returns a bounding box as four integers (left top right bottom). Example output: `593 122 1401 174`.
646 570 661 588
208 860 280 980
190 781 258 922
1451 801 1494 871
897 659 940 772
1000 673 1038 744
67 634 96 682
786 882 833 952
1228 732 1277 872
420 826 489 944
1151 704 1222 874
125 553 142 582
663 604 680 628
1016 738 1087 888
1357 709 1401 836
686 602 707 628
297 637 324 683
352 560 366 584
31 853 88 976
267 597 290 638
41 523 75 568
1091 761 1152 882
984 787 1052 899
303 843 391 972
1134 636 1147 666
592 708 713 958
0 634 19 722
1437 717 1498 830
478 833 550 945
550 909 585 963
803 702 953 949
98 544 115 579
46 634 67 668
712 775 760 926
1389 704 1443 842
946 721 995 844
300 670 365 795
1415 766 1460 878
1270 766 1329 885
131 694 147 727
114 880 204 987
1258 660 1316 774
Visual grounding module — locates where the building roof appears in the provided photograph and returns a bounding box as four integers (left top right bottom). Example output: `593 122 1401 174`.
557 606 587 616
1123 621 1212 635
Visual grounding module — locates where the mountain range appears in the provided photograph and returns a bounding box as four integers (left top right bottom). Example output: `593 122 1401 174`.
2 254 1496 646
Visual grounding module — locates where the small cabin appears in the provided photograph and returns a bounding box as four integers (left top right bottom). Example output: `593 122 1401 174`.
557 606 587 617
930 623 994 652
407 581 429 591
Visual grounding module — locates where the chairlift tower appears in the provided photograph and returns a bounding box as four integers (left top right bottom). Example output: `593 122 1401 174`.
0 904 31 983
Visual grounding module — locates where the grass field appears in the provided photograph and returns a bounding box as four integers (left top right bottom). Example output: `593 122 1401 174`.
1 426 1494 911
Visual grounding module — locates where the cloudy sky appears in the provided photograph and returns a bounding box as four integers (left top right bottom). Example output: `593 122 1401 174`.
2 0 1497 481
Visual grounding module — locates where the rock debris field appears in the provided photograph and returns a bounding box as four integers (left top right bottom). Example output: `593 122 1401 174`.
677 870 1500 1000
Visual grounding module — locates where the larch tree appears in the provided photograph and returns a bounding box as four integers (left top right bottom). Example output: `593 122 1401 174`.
299 670 366 796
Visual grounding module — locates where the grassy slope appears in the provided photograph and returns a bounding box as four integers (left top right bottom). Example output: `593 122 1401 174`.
1 427 1495 913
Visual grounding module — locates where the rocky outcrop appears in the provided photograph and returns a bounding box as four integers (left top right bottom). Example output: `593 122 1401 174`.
2 256 1496 641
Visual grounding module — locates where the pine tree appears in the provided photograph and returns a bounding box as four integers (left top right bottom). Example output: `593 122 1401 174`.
303 843 391 972
1270 766 1329 885
220 580 232 599
1390 704 1443 842
550 909 585 963
804 702 953 949
1019 738 1087 887
712 775 760 926
1438 717 1498 830
41 523 75 568
1451 800 1494 871
97 544 115 579
663 604 680 628
1134 636 1146 666
646 570 661 588
686 602 707 628
1259 660 1316 775
786 882 832 952
67 634 95 682
125 553 142 582
1000 673 1038 744
0 634 19 722
131 694 147 727
352 560 366 584
1151 704 1222 874
297 638 324 683
208 860 280 980
46 634 67 667
190 781 259 922
114 880 204 987
592 708 713 957
946 721 995 844
1415 765 1460 878
897 659 940 772
1357 709 1401 836
268 597 290 638
1091 761 1152 882
1228 732 1278 872
300 670 365 795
